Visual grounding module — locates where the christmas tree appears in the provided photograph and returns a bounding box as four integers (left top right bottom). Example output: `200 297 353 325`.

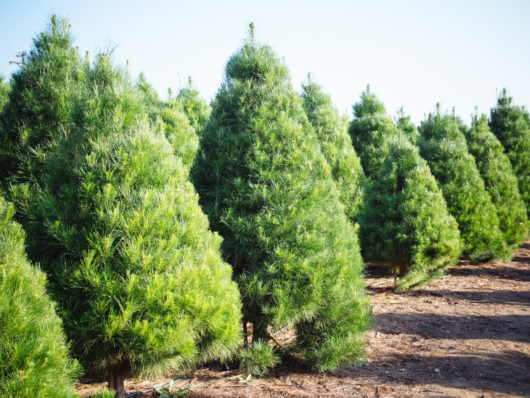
0 196 80 397
418 107 505 261
192 26 370 372
465 114 527 255
360 135 462 290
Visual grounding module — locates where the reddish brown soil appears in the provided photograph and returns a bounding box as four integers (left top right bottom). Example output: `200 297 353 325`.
78 243 530 397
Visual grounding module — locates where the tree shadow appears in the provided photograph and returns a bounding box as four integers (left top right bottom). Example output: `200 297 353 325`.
375 312 530 343
448 265 530 282
406 288 530 305
338 350 530 396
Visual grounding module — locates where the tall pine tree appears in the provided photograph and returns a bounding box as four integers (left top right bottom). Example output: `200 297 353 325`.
360 136 462 290
489 89 530 216
301 78 365 222
418 108 506 261
192 27 370 372
465 114 527 255
12 52 242 397
0 196 80 397
0 16 85 185
349 86 399 179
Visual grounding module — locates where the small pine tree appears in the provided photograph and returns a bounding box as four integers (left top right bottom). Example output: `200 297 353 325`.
395 107 419 144
192 27 371 372
465 114 528 255
137 75 199 174
489 89 530 216
0 16 84 184
176 77 212 135
349 86 399 179
13 54 242 397
301 77 365 221
418 107 506 261
360 136 462 290
0 196 80 397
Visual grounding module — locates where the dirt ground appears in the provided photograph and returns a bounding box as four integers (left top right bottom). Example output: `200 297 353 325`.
77 242 530 398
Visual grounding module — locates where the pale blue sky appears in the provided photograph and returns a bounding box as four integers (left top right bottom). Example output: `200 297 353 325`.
1 0 529 123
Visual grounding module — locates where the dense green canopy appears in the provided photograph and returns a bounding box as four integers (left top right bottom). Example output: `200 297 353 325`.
489 89 530 216
193 31 370 372
0 196 80 397
301 79 365 222
465 114 527 255
360 136 462 290
418 109 506 261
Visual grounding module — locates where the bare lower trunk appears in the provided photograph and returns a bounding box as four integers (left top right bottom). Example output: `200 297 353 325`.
108 364 127 398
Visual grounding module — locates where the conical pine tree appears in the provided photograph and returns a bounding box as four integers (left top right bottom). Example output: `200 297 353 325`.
192 27 370 372
301 77 365 222
13 54 242 397
0 16 85 185
349 86 400 179
465 114 527 255
395 107 419 144
418 108 506 261
360 135 462 290
489 89 530 215
0 195 80 397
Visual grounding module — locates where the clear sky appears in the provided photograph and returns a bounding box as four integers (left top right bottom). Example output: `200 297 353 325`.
1 0 529 124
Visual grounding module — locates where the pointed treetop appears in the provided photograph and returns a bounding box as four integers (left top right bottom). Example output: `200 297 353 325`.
249 22 255 42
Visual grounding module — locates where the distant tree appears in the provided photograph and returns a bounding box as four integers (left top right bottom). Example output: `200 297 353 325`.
465 114 527 255
395 107 419 144
349 86 399 179
192 27 370 372
0 196 80 397
360 136 462 290
137 75 199 174
418 107 506 261
0 15 85 185
301 78 365 222
176 77 211 135
13 54 242 397
489 89 530 215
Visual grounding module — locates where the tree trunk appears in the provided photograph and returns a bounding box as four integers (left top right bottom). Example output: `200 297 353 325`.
108 364 127 398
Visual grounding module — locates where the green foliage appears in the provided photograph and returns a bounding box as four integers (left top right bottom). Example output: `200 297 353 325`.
301 78 365 221
13 53 242 381
349 86 400 179
360 136 462 290
0 76 9 111
465 114 527 255
418 108 506 261
395 107 419 144
87 388 116 398
176 77 211 135
138 76 199 174
157 382 195 398
0 196 80 397
192 31 370 372
239 340 279 376
489 89 530 216
0 15 85 184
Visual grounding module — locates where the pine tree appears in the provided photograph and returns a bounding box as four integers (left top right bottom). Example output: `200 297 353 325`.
418 107 506 261
13 54 242 397
176 77 211 135
0 16 85 184
489 89 530 215
192 27 370 372
360 135 462 290
465 114 527 255
137 75 199 174
0 195 80 397
0 76 9 111
396 107 419 144
349 86 399 179
301 78 365 221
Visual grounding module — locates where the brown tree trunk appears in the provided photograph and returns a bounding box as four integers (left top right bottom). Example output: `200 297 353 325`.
108 364 127 398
